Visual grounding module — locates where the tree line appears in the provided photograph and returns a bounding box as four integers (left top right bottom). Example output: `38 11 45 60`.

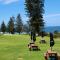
0 0 45 38
0 14 30 34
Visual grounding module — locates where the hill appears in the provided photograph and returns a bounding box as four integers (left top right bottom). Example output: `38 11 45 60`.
44 26 60 32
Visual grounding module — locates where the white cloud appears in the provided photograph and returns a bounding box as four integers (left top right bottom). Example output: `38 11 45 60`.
0 0 19 4
43 13 60 26
44 13 60 18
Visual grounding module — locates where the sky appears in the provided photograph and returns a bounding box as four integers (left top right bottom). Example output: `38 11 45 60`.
0 0 60 26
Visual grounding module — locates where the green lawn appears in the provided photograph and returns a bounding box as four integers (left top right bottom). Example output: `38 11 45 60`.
0 34 60 60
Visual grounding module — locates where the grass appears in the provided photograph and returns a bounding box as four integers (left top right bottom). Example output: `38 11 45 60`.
0 34 60 60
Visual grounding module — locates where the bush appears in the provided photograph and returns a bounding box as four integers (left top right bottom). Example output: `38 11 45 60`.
38 31 48 37
54 33 60 38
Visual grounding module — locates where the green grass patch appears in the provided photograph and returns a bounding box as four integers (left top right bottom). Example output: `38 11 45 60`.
0 34 60 60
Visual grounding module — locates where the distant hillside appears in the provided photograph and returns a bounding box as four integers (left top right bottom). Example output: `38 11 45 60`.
44 26 60 32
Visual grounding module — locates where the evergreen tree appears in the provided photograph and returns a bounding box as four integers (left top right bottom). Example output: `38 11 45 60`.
23 23 30 34
0 27 1 32
16 14 23 34
1 21 6 33
25 0 45 41
7 17 14 34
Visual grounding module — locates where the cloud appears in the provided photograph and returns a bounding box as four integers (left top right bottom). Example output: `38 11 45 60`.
0 0 19 4
44 13 60 18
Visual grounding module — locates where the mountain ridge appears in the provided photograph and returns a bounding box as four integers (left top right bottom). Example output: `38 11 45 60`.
44 26 60 32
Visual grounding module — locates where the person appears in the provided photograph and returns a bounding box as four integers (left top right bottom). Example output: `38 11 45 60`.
50 32 54 47
30 31 36 42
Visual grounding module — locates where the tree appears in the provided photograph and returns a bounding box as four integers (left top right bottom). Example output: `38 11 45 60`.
1 21 6 33
23 23 30 34
54 30 59 34
25 0 44 41
7 16 14 34
0 27 1 32
16 14 23 34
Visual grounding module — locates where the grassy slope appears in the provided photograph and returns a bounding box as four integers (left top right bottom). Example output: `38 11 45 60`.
0 34 60 60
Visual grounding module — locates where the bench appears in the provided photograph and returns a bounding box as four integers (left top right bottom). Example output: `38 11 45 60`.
40 40 46 44
44 50 60 60
28 43 40 51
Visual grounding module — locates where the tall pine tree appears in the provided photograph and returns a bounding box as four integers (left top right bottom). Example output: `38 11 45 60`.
16 14 23 34
1 21 6 33
7 17 14 34
25 0 44 41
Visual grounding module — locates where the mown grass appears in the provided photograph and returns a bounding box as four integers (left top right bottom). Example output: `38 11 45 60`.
0 34 60 60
